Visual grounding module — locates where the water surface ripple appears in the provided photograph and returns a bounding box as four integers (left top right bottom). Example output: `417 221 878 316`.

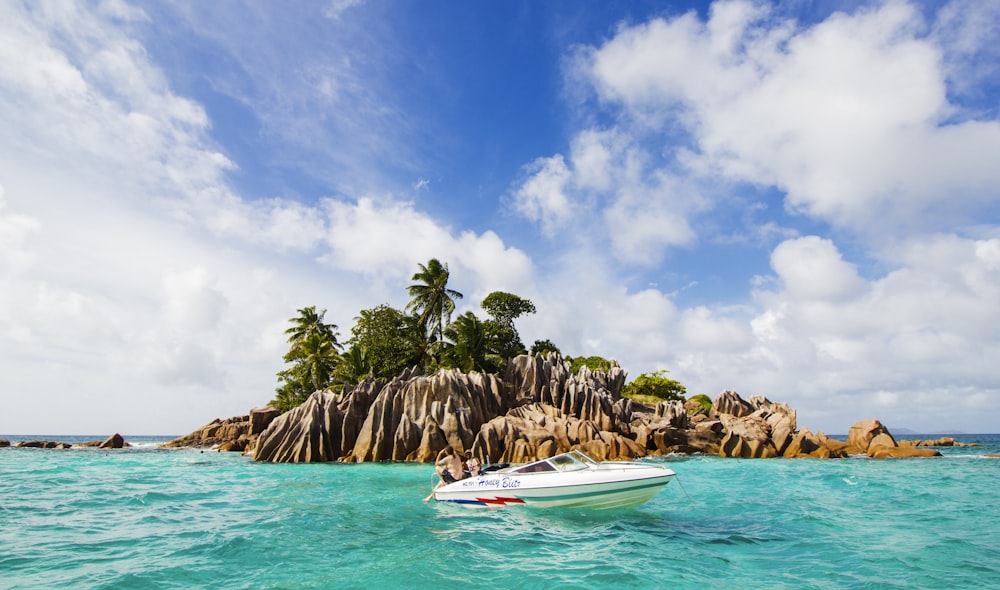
2 435 999 589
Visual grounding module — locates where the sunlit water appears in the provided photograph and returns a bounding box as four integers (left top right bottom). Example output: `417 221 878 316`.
2 435 999 589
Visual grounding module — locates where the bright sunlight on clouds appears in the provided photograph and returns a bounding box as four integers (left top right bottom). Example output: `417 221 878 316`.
1 0 998 435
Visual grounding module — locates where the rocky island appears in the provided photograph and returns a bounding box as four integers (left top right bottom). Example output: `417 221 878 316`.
165 352 963 462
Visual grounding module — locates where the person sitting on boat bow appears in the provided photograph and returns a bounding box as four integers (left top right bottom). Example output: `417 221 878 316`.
424 446 465 502
464 450 481 478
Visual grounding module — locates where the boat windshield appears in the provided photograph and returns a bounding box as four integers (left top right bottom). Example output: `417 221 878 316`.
510 460 556 474
569 450 599 466
548 452 590 472
508 450 600 474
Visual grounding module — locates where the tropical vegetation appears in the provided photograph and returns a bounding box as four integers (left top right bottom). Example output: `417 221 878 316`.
271 258 694 413
621 370 687 403
686 393 713 413
272 306 342 411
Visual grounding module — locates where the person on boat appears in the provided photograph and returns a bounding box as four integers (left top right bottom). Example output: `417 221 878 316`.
464 450 481 478
424 446 465 502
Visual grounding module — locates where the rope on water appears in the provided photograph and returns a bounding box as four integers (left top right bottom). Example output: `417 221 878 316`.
672 473 698 507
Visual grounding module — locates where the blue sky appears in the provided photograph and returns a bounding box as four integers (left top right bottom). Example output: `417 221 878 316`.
2 0 999 436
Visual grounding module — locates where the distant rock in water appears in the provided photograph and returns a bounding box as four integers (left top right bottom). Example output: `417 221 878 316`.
163 407 280 452
16 440 64 448
99 433 125 449
898 436 981 448
12 434 131 450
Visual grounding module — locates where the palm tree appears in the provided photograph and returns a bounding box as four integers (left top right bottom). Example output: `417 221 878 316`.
272 306 343 411
272 332 342 411
405 258 463 359
330 345 373 389
290 332 341 392
284 306 340 355
442 312 500 373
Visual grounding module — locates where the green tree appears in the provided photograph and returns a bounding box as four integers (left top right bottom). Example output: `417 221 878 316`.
272 307 343 412
330 345 372 389
686 393 713 412
288 332 341 390
442 311 500 373
623 370 687 402
530 339 560 356
481 291 536 360
272 332 342 411
405 259 463 361
481 291 536 325
347 304 424 379
567 355 615 374
284 306 340 352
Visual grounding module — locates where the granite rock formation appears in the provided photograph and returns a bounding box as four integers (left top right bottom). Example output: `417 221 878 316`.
16 440 67 448
99 433 125 449
251 352 632 463
163 407 279 452
898 437 981 448
10 435 132 449
163 352 948 464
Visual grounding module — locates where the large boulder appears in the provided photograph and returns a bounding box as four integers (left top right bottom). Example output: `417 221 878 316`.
649 422 724 455
249 406 281 435
655 400 689 429
347 368 507 462
17 440 59 448
868 444 941 459
846 419 894 454
254 391 344 463
718 413 777 458
782 428 849 458
839 419 941 458
163 415 253 449
898 437 980 448
756 402 796 455
471 402 643 463
711 390 754 419
98 433 125 449
504 352 627 402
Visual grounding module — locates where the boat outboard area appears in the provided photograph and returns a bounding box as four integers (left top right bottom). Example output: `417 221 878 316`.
430 450 675 509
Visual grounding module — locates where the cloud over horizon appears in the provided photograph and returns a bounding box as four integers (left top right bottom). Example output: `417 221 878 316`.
1 0 998 435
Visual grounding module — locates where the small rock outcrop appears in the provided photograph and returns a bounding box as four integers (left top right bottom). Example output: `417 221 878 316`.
16 440 64 448
704 393 797 458
98 433 125 449
843 419 941 458
898 437 981 448
163 406 280 452
847 419 894 454
710 390 755 419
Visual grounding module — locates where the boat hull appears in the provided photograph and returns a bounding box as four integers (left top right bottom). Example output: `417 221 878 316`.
434 464 675 509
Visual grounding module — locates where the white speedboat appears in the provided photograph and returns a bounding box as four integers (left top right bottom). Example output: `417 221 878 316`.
432 450 675 509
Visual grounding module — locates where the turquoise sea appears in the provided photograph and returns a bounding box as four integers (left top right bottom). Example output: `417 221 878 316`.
2 434 999 589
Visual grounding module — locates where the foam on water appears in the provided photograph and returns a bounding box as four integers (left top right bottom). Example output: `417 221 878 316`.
2 435 999 589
